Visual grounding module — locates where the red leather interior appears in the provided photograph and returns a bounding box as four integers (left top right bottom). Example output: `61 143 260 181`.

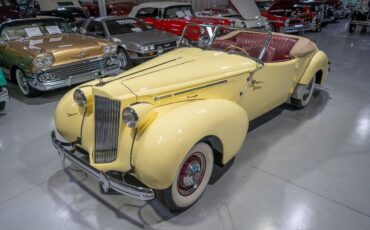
211 32 298 62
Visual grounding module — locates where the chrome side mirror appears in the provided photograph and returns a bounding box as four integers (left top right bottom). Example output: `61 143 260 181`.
80 28 87 35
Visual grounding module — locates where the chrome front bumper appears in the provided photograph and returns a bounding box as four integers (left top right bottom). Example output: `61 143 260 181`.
28 57 122 91
351 20 370 26
279 24 313 33
51 131 155 201
0 88 9 103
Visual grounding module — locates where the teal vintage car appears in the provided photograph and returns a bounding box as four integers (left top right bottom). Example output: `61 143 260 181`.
0 69 8 110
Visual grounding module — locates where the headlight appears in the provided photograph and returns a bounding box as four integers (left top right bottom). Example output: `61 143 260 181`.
73 89 87 108
284 19 290 27
122 107 139 128
104 44 118 55
33 54 54 69
139 45 155 53
122 103 155 128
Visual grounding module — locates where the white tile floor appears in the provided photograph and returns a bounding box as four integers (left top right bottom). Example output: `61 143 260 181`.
0 20 369 230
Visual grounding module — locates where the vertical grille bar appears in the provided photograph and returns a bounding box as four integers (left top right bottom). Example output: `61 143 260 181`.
94 96 121 163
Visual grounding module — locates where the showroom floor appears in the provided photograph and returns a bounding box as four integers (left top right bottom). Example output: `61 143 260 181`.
0 20 370 230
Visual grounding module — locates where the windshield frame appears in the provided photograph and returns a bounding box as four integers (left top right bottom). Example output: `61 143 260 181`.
177 23 272 64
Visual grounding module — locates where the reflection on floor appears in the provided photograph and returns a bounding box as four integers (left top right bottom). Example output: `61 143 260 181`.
0 20 370 230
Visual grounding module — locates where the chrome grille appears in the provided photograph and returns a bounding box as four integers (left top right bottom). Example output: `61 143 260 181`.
94 96 121 163
46 58 106 80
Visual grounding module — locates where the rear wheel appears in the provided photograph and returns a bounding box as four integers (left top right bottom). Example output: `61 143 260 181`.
291 76 316 109
14 68 39 97
156 143 214 212
349 24 356 33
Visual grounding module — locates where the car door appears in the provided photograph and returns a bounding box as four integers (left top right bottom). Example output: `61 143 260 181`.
239 60 297 120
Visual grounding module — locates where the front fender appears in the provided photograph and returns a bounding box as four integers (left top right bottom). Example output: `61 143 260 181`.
131 99 249 190
299 50 329 85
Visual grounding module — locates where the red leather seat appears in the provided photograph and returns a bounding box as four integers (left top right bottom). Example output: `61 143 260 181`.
212 32 298 62
211 39 236 50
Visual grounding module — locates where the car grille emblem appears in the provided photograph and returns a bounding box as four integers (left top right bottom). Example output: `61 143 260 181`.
157 46 164 54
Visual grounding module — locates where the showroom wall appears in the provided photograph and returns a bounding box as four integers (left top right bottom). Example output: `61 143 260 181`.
132 0 230 11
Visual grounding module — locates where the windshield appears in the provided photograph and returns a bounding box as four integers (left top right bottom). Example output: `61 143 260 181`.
0 20 68 41
179 25 270 62
163 5 194 19
106 18 152 35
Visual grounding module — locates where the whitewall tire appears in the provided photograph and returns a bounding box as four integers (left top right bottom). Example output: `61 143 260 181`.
156 142 214 211
292 76 316 109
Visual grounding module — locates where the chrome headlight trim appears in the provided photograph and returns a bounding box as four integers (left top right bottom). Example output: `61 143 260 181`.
122 106 139 128
33 53 55 69
73 89 87 108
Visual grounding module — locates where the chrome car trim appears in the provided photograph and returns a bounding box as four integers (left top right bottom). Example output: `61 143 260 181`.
279 23 313 33
51 131 155 201
94 96 121 163
0 88 9 102
351 20 370 26
154 80 228 101
28 57 121 91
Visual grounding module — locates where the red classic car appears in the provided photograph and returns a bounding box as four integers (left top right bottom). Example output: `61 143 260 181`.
196 0 269 29
0 0 19 23
81 0 136 17
128 2 233 42
256 0 315 33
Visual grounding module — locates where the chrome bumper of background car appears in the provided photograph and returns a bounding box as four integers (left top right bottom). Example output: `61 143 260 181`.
131 47 176 63
351 20 370 26
280 24 313 33
28 57 122 91
50 131 155 201
0 88 9 102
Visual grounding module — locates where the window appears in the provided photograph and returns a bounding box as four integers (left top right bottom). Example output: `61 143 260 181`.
86 20 106 37
163 5 194 19
2 0 16 7
136 8 159 18
105 19 152 35
57 2 75 7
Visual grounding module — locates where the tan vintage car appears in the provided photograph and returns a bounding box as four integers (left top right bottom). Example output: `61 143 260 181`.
0 17 121 97
52 25 329 211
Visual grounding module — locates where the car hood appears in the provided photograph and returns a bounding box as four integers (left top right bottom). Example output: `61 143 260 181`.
230 0 263 20
8 33 107 65
113 29 178 49
269 0 298 10
116 48 257 96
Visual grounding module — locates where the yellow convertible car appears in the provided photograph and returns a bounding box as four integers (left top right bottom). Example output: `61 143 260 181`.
51 25 329 211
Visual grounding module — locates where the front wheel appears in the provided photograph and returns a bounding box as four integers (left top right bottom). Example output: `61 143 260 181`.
14 68 39 97
291 76 316 109
156 142 214 211
349 24 356 33
117 48 133 70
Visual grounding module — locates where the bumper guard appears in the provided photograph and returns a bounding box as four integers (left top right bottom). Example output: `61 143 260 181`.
51 131 155 201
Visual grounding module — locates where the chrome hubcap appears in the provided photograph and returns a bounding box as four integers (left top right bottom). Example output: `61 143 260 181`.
177 152 206 196
16 70 29 94
118 52 128 68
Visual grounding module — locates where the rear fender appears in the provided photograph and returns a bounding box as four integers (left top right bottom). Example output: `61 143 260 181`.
131 99 249 189
298 50 329 86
